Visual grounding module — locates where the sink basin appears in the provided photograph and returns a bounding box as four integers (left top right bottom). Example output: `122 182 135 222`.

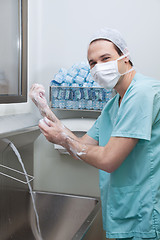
0 190 103 240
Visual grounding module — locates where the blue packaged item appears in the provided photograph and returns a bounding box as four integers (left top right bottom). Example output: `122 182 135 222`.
57 88 65 100
92 90 96 101
94 89 100 101
61 82 69 87
88 88 93 100
82 82 88 87
52 99 59 108
65 75 73 84
54 73 64 84
59 67 67 76
83 88 89 100
84 82 93 87
58 99 65 109
80 98 85 109
72 83 79 87
92 81 101 87
94 101 100 110
67 68 78 78
65 87 70 100
99 101 103 110
74 75 84 85
51 86 59 98
50 79 61 86
78 62 90 71
99 89 103 101
79 69 89 79
75 88 82 100
86 99 93 110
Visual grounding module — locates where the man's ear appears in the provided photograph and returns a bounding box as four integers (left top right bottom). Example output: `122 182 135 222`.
124 56 130 63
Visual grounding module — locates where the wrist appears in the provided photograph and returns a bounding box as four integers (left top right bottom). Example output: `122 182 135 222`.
65 136 87 160
39 104 50 117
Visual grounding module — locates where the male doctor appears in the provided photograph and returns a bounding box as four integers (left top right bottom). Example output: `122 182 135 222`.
30 28 160 240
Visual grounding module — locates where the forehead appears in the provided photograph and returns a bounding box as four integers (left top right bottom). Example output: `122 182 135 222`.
87 39 117 59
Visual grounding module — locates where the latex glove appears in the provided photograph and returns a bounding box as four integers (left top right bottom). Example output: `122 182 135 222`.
39 117 67 146
29 83 50 117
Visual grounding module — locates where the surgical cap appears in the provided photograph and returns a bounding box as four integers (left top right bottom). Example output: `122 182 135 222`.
89 27 129 55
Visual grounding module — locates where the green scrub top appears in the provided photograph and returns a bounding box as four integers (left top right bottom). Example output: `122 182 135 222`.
87 73 160 239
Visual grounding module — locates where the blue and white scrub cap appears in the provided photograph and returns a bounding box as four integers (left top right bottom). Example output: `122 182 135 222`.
89 27 129 56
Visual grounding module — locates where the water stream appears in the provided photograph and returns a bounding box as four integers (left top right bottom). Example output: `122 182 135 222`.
2 139 43 240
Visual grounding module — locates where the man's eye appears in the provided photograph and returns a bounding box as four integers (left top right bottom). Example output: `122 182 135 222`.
90 62 96 68
102 57 109 61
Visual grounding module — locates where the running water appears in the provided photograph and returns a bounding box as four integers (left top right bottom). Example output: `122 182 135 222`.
3 139 43 240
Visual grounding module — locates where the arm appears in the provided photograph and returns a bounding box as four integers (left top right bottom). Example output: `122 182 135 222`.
39 117 138 173
65 135 138 172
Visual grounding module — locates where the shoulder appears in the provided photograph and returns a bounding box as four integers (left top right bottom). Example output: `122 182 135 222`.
125 73 159 101
131 73 160 90
130 73 152 92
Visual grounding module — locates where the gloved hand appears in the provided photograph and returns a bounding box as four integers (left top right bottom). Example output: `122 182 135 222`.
29 83 50 117
38 117 67 146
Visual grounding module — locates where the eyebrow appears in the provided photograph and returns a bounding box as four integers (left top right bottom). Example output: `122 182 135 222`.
100 53 111 59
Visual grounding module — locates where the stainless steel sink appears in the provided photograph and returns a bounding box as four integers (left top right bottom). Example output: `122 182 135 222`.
0 133 104 240
0 190 103 240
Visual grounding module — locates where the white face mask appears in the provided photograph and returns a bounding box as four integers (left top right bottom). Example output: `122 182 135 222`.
90 54 134 89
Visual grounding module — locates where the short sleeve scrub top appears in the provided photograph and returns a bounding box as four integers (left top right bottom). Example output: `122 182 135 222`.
87 73 160 240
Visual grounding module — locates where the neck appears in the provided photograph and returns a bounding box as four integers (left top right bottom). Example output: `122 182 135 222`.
114 69 136 99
